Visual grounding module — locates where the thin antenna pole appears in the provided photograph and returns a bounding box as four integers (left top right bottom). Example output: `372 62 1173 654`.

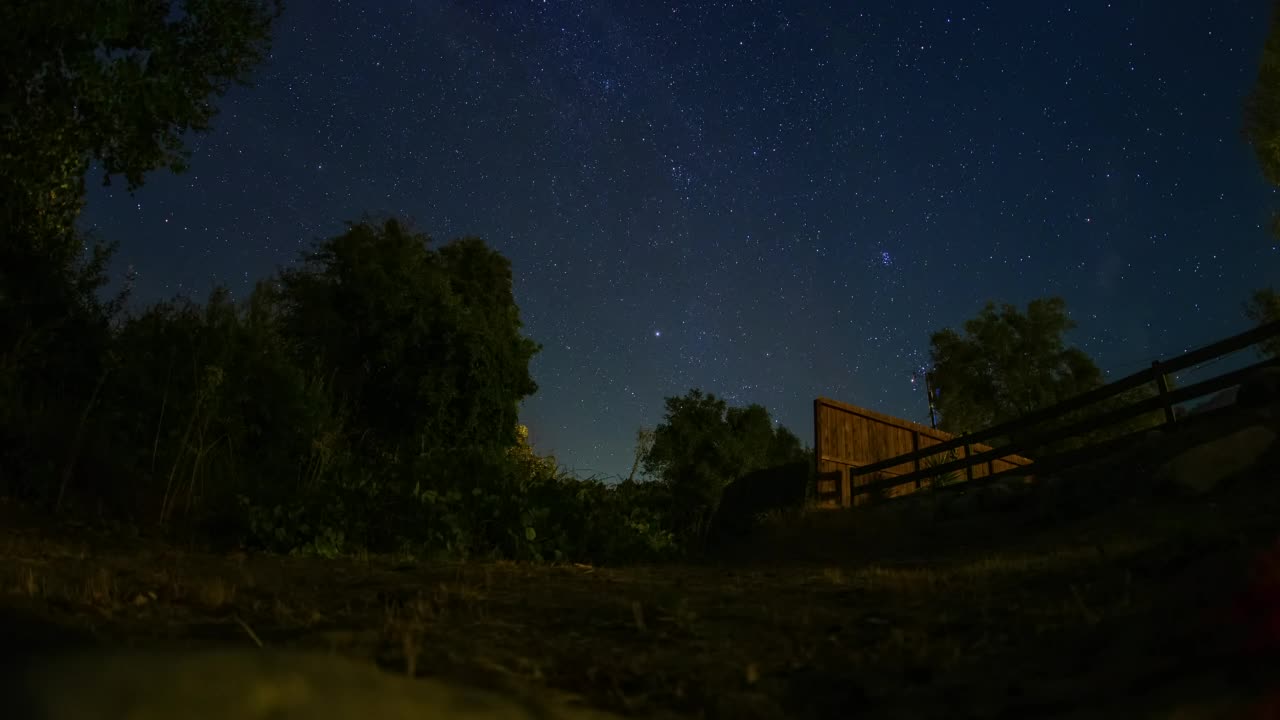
924 373 938 429
912 368 939 430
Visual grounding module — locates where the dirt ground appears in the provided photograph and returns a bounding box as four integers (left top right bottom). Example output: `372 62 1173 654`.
1 464 1279 719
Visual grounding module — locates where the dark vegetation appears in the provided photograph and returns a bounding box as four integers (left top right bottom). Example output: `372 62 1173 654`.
3 1 1280 718
924 297 1171 459
0 1 815 566
1 204 815 563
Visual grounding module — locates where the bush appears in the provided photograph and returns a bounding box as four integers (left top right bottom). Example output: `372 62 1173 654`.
713 460 813 541
93 286 346 533
642 390 811 547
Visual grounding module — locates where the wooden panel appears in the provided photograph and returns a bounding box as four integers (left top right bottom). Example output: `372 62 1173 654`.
812 397 1034 507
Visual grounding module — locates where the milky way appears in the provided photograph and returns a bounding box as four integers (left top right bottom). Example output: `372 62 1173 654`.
81 1 1279 479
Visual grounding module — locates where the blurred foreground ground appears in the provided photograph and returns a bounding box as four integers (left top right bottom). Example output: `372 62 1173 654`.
1 413 1278 719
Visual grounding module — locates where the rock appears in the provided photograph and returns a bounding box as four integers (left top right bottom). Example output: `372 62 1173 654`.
714 461 810 538
1236 366 1280 410
1155 424 1278 497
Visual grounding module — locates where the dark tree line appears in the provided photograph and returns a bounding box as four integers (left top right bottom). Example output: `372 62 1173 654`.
0 2 813 564
4 0 1279 565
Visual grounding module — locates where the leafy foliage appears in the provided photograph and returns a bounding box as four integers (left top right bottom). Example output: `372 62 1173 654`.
1241 5 1280 369
920 447 962 490
0 234 126 504
927 298 1103 436
927 297 1166 457
1 0 281 246
0 0 282 516
643 389 809 544
100 285 344 527
1245 0 1280 190
274 218 540 463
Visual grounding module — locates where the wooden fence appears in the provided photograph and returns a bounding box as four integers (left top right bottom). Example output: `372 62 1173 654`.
815 318 1280 508
813 398 1033 508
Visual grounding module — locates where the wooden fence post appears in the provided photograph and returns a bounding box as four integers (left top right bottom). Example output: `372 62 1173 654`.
911 431 921 490
963 442 974 483
840 467 851 508
1152 361 1176 425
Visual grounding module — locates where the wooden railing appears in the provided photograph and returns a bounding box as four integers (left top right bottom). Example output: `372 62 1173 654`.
817 319 1280 506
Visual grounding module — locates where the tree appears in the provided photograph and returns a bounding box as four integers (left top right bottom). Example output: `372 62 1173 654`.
724 403 806 477
1245 0 1280 191
275 218 540 464
1 0 282 248
642 389 806 540
1246 288 1280 358
927 298 1102 436
927 297 1169 456
0 1 282 506
1241 2 1280 356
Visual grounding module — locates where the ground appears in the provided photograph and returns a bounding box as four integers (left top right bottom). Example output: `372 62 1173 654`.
1 442 1279 718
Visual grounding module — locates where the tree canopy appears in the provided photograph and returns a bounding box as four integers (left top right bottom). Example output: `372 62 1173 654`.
1243 3 1280 347
1245 0 1280 190
275 218 541 460
642 389 807 539
1 0 281 249
0 1 284 523
927 297 1102 436
927 297 1167 455
1 0 283 423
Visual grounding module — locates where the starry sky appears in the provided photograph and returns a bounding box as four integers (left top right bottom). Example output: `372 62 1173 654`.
81 1 1279 480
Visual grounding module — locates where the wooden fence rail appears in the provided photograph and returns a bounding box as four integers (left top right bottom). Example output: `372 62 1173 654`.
815 318 1280 507
813 399 1034 508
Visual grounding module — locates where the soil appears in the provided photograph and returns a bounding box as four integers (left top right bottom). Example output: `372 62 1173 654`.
1 459 1279 719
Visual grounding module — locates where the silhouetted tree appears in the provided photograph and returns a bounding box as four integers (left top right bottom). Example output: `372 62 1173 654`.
927 297 1164 456
1 0 282 248
89 284 344 527
274 218 540 464
927 298 1101 435
0 1 282 506
1243 6 1280 340
642 389 806 541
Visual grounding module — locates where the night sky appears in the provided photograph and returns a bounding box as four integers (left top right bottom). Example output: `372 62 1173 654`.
81 1 1279 480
